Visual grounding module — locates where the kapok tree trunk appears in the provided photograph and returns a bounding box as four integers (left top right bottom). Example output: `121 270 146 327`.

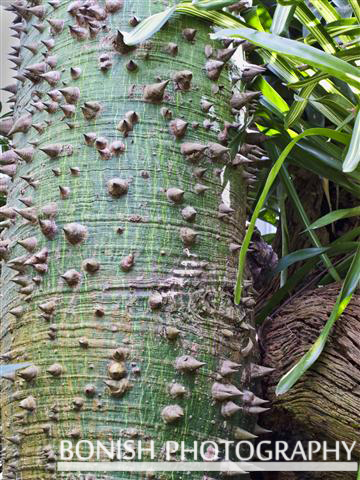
0 1 264 479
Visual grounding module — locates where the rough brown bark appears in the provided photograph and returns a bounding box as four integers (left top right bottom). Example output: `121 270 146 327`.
259 284 360 480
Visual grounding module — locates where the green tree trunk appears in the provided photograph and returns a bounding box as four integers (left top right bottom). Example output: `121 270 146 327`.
1 1 260 478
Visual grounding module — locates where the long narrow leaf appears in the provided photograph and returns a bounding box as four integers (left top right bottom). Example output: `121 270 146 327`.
309 0 340 22
285 82 315 129
123 3 247 47
258 48 356 132
289 47 360 88
176 3 246 28
254 76 289 113
273 247 329 274
276 244 360 395
242 5 272 32
295 135 358 179
260 49 300 84
341 244 360 297
192 0 239 10
278 182 289 286
270 134 360 196
308 206 360 230
348 0 360 23
319 254 354 285
295 2 336 53
312 93 355 114
271 3 296 35
273 243 357 274
233 127 347 303
211 27 360 89
278 0 300 5
122 6 176 46
279 164 339 281
343 110 360 172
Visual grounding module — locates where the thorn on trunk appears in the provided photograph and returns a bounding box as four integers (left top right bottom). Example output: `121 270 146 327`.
182 28 196 42
161 405 184 424
166 187 184 204
173 70 192 91
175 355 205 373
143 80 169 103
120 253 135 272
107 178 129 197
39 219 58 239
61 269 81 286
63 223 88 245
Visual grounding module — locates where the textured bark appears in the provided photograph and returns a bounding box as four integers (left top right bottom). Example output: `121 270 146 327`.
260 284 360 480
0 1 261 479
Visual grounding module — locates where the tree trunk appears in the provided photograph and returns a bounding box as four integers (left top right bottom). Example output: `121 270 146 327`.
0 1 261 479
260 284 360 480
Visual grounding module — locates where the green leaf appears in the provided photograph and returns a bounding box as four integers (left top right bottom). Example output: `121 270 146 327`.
335 110 356 132
317 20 360 40
257 49 353 131
254 76 289 114
233 127 347 304
295 2 336 53
348 0 360 23
0 363 32 378
242 4 272 32
191 0 239 10
305 18 358 39
277 0 300 5
276 182 289 286
273 247 329 274
319 254 354 285
276 244 360 395
311 93 355 114
343 110 360 172
254 2 273 31
176 3 246 28
308 206 360 230
210 27 360 89
273 243 357 275
269 134 360 196
122 6 176 46
342 245 360 297
309 0 341 22
229 129 244 160
271 3 296 35
289 48 360 90
284 83 315 129
260 49 300 84
279 164 339 281
294 135 357 178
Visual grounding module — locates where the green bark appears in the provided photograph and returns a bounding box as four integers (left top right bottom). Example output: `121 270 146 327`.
1 1 258 478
